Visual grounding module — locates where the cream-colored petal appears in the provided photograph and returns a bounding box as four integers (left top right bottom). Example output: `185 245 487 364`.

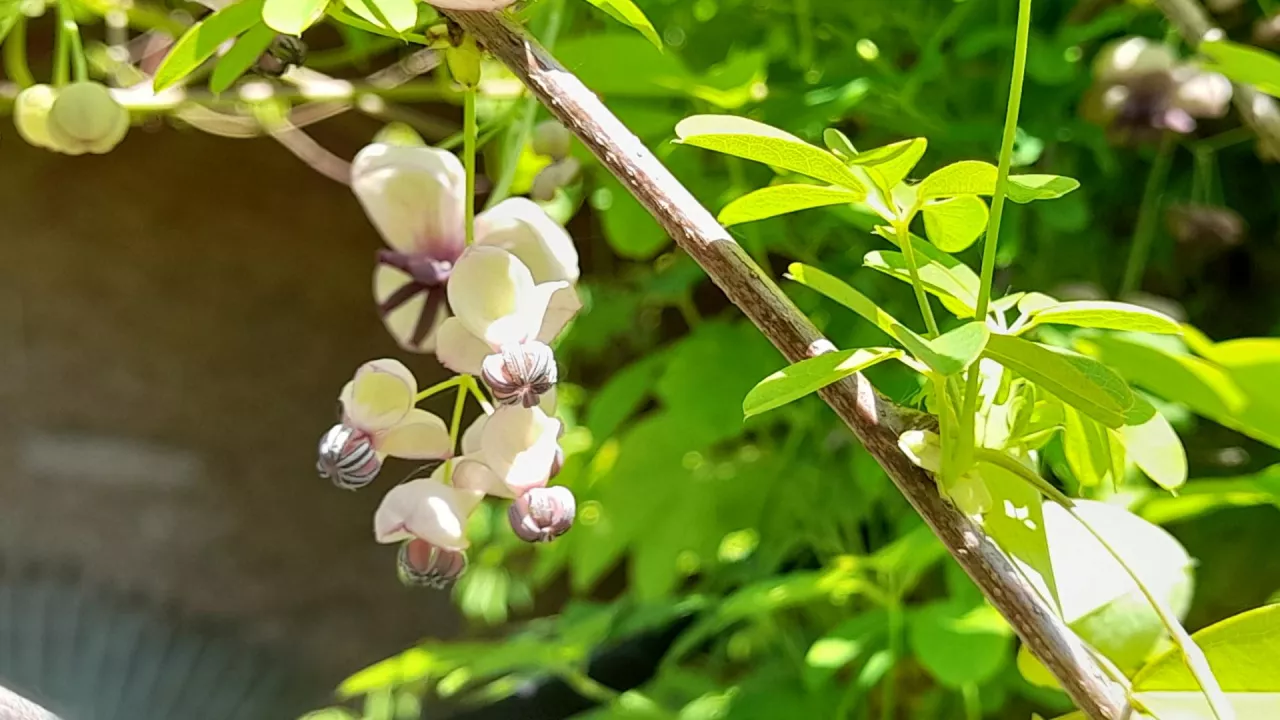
434 317 490 375
351 143 466 257
476 197 580 283
461 414 488 456
481 406 560 495
373 478 481 550
1174 70 1232 118
538 387 557 415
342 359 418 432
447 246 537 346
373 264 449 353
375 408 452 459
450 457 515 498
535 283 582 344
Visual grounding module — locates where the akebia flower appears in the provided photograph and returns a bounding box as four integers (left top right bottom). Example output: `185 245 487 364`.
373 474 483 549
352 144 580 354
397 538 467 588
316 359 452 489
452 405 562 498
46 81 130 155
508 485 576 543
13 85 59 151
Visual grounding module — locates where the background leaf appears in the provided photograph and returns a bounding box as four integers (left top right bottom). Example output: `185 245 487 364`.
580 0 662 49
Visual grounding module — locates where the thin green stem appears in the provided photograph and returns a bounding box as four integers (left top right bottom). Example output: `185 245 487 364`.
414 375 466 402
558 668 618 704
880 590 902 720
1121 133 1176 296
961 684 981 720
61 0 88 82
959 0 1032 471
53 2 70 86
1067 505 1234 720
463 87 478 246
467 379 494 415
4 18 35 88
444 376 472 484
895 220 939 337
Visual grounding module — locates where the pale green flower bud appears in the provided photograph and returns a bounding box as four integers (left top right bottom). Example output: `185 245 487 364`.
47 81 130 155
446 34 483 88
531 120 571 160
13 84 60 151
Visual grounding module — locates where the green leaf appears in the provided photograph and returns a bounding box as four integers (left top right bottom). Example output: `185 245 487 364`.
908 601 1012 688
921 194 989 252
0 3 21 47
1017 292 1060 315
674 115 866 191
1130 604 1280 714
343 0 417 34
581 0 662 50
984 334 1134 428
718 184 865 227
599 175 670 259
153 0 266 92
1117 394 1187 492
1199 38 1280 98
850 137 928 189
744 348 901 418
209 22 275 93
872 226 982 317
786 263 904 338
804 611 887 689
1062 405 1115 488
822 128 858 160
922 322 991 376
1006 174 1081 203
558 34 688 97
917 160 998 200
263 0 327 36
863 250 979 318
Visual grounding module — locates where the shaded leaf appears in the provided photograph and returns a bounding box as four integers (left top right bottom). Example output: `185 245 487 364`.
922 194 989 252
718 184 864 227
744 348 901 418
581 0 662 49
984 334 1133 428
909 601 1012 688
822 128 858 159
558 34 688 97
209 22 275 93
675 115 866 191
153 0 266 91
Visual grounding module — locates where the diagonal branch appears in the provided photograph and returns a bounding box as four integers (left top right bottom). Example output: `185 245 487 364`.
443 9 1129 719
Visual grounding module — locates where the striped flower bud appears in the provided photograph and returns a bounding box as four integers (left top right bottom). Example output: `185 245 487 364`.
508 486 576 543
317 423 381 490
480 341 558 408
397 538 467 589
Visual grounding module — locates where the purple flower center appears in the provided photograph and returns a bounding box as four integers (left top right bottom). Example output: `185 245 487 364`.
377 248 459 346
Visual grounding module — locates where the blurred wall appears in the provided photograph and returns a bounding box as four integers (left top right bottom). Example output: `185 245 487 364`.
0 118 461 696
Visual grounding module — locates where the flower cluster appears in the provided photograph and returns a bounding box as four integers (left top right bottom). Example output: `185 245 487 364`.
14 81 130 155
319 142 581 589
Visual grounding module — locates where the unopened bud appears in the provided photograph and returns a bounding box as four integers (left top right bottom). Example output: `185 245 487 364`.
397 538 467 588
255 35 307 78
480 341 557 408
47 81 129 155
13 84 59 151
532 120 572 159
1093 37 1176 84
446 33 483 88
508 486 576 543
317 423 382 490
530 157 582 202
373 121 426 148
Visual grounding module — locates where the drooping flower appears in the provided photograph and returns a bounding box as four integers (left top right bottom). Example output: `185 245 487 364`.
452 405 563 498
352 144 580 354
397 538 467 588
316 359 452 489
508 486 576 543
46 81 130 155
373 473 483 549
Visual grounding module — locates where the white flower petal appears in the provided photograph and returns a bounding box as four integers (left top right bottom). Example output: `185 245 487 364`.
374 264 447 353
461 414 488 456
374 478 482 550
536 283 581 344
481 406 560 495
1174 71 1232 118
451 457 514 498
447 246 539 347
341 359 417 432
476 197 580 283
351 143 466 257
435 317 491 375
375 408 452 459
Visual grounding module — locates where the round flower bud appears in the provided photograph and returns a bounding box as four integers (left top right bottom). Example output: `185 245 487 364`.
508 486 575 543
480 341 558 408
397 538 467 589
316 423 382 490
14 84 60 151
47 81 129 155
531 120 572 160
530 157 582 202
445 34 483 88
1093 37 1176 84
372 121 426 148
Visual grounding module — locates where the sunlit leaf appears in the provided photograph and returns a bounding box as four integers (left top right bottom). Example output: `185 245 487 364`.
872 226 982 317
343 0 417 34
1199 38 1280 98
209 22 275 93
743 347 901 418
1118 395 1187 492
823 127 858 159
1062 405 1114 488
1017 292 1060 315
675 115 866 191
1006 174 1081 203
786 263 903 338
863 250 978 317
851 137 928 189
922 194 989 252
718 184 865 226
581 0 662 50
917 160 998 199
263 0 328 35
1136 466 1280 526
153 0 266 91
922 322 991 376
984 334 1133 428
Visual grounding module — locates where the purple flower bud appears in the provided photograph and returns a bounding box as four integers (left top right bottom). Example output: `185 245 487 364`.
508 486 576 543
317 423 381 490
481 341 558 408
397 538 467 589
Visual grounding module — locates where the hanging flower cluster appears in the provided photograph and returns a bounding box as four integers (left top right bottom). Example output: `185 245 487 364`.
320 141 581 590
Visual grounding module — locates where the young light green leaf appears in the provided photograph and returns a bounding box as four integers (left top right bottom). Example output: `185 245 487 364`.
823 128 858 160
872 226 983 296
743 348 901 417
864 250 979 318
851 137 928 189
984 334 1134 428
1198 38 1280 98
1007 174 1081 203
1062 405 1115 488
343 0 417 34
674 115 866 191
1021 300 1182 335
718 184 865 227
153 0 266 91
209 22 275 93
923 322 990 375
263 0 328 36
1017 292 1059 315
786 263 902 338
917 160 998 200
1117 394 1187 492
922 194 989 252
581 0 662 50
